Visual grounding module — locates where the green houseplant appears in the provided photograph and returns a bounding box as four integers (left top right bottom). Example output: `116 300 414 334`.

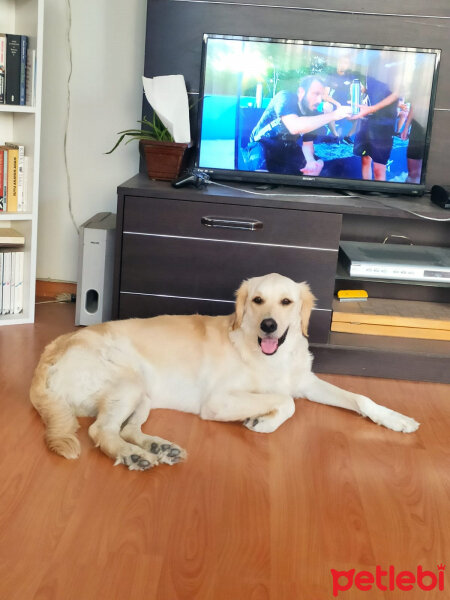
106 113 190 181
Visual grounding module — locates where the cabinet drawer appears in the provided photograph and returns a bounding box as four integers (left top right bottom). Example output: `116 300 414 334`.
121 233 338 310
123 195 341 250
119 292 332 344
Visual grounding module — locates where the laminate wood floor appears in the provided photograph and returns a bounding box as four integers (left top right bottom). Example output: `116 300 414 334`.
1 302 449 600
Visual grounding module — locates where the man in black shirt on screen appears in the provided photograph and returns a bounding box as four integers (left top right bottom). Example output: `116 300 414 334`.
247 75 352 175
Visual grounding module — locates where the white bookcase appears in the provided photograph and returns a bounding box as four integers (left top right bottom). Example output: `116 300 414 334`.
0 0 43 325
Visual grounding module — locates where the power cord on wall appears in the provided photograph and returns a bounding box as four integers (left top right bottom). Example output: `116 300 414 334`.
64 0 79 235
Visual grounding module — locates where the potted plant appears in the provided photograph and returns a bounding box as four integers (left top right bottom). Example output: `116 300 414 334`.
106 113 190 181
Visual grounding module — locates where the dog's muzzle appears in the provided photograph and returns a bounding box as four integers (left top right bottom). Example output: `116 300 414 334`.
258 327 289 355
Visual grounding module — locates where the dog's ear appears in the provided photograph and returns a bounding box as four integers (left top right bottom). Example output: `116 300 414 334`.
298 282 316 337
232 280 249 330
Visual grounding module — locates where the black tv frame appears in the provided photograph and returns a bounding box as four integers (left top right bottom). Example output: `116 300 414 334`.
195 33 441 197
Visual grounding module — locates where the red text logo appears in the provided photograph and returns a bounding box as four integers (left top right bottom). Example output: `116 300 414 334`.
331 564 445 597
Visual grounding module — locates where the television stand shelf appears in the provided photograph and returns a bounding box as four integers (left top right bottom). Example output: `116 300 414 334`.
113 174 450 383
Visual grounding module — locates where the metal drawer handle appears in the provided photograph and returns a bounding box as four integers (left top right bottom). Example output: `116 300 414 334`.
201 216 263 231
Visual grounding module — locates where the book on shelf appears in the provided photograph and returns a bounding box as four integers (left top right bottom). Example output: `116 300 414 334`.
6 143 25 210
1 33 29 106
13 250 23 314
1 147 7 208
5 34 21 105
0 148 4 211
0 145 27 212
19 35 28 106
9 251 15 314
22 155 29 211
1 250 11 314
6 144 18 211
25 48 36 107
0 253 2 312
0 227 25 246
0 249 24 315
0 33 5 104
331 298 450 342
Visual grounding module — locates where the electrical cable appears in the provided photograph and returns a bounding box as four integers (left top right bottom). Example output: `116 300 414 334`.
208 180 359 199
366 197 450 222
64 0 79 234
208 180 450 221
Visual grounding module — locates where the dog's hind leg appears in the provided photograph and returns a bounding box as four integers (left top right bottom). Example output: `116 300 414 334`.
120 403 187 465
88 379 160 471
30 332 81 459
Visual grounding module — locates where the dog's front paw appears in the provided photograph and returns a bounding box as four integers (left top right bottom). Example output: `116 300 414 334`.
365 406 420 433
244 400 295 434
115 451 160 471
380 409 420 433
244 414 280 433
146 437 187 465
358 397 420 434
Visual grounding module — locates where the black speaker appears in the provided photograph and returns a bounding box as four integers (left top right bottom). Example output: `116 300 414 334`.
430 185 450 209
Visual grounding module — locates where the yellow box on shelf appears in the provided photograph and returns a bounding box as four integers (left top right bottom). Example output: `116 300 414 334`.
337 289 368 302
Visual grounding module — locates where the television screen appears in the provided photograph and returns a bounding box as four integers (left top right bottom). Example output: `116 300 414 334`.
196 34 441 195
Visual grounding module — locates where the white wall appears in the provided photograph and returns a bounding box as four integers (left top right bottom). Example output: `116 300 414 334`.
37 0 147 281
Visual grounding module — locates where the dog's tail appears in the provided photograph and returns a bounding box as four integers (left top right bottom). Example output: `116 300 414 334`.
30 333 81 459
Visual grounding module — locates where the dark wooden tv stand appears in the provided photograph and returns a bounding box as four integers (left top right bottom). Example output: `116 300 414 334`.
113 174 450 383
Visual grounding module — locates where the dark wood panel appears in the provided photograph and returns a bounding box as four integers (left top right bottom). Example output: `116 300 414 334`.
341 213 450 248
123 196 341 249
119 291 234 318
145 0 450 111
112 190 127 320
166 0 450 18
312 337 450 382
120 234 338 309
425 109 450 187
118 174 450 220
118 291 331 343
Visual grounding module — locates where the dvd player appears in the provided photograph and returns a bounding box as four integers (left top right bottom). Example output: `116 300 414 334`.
339 241 450 283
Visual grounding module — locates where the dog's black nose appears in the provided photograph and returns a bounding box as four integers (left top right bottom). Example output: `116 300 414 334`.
260 318 277 334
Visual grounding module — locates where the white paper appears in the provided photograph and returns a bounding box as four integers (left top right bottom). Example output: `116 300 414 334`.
142 75 191 143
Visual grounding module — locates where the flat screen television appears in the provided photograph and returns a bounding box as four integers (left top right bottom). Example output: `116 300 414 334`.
196 34 441 196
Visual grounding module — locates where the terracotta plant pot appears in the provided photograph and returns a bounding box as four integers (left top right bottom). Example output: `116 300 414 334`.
139 139 190 181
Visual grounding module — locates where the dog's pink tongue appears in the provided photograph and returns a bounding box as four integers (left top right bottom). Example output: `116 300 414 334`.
261 337 278 355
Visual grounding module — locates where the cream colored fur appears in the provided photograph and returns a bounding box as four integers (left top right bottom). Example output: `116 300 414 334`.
30 273 419 471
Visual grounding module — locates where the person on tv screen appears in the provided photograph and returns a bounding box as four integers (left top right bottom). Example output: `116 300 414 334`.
246 75 352 176
396 95 428 184
324 55 360 144
350 76 399 181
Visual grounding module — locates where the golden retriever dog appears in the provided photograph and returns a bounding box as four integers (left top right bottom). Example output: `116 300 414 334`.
30 273 419 471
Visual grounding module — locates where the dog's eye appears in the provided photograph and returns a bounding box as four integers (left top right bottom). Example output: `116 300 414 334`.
252 296 263 304
281 298 292 306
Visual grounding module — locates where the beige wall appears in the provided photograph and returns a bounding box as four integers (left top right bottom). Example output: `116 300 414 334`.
37 0 147 281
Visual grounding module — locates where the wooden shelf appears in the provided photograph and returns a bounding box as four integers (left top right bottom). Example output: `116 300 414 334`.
0 213 33 221
0 105 36 114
